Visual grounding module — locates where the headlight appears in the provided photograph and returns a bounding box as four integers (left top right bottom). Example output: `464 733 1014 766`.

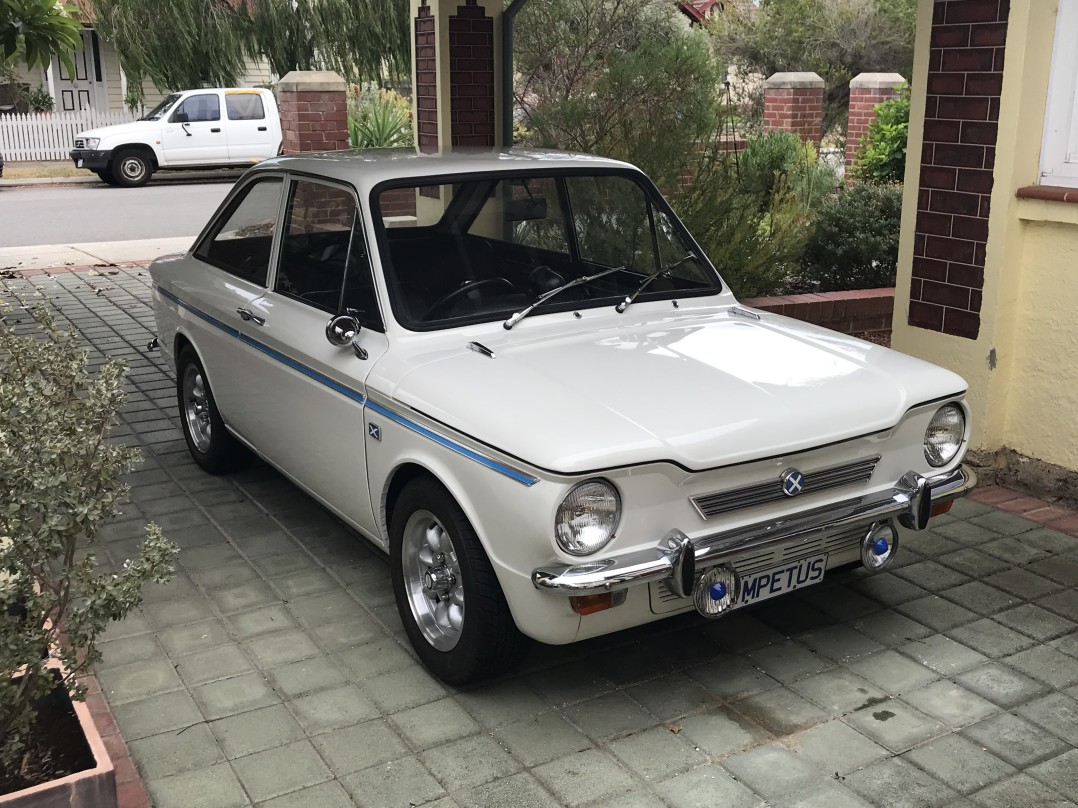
924 404 965 467
84 138 100 150
555 479 621 556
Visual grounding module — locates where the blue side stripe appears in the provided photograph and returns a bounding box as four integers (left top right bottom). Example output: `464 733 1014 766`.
155 285 538 486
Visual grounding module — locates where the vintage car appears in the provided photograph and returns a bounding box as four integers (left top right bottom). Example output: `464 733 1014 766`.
150 149 976 684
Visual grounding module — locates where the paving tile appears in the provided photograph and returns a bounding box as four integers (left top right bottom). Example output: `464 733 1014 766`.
1004 645 1078 689
388 697 480 750
945 618 1037 658
731 685 828 735
290 684 379 734
1040 589 1078 622
687 656 780 701
176 644 255 688
585 790 666 808
189 560 260 590
933 520 1002 545
706 610 788 651
228 604 300 640
985 568 1064 600
532 749 636 807
743 640 832 684
846 649 939 695
969 774 1074 808
800 584 881 621
850 611 933 646
903 733 1016 794
193 672 280 720
244 628 322 669
721 742 823 800
209 580 283 615
362 665 449 714
310 616 381 651
146 762 249 808
609 725 707 781
899 634 988 675
1017 693 1078 746
844 757 959 808
981 537 1050 566
1023 528 1078 555
796 623 883 663
845 698 947 753
111 690 204 741
962 712 1071 769
496 712 594 767
563 691 656 741
177 542 245 572
850 574 928 607
141 597 216 630
955 662 1050 709
456 772 560 808
96 656 184 705
790 668 888 715
1051 631 1078 659
782 719 888 776
311 719 409 777
893 560 972 592
995 603 1076 641
675 706 772 757
897 595 980 631
936 549 1010 578
266 655 348 698
940 582 1020 617
128 723 225 780
901 679 999 727
625 672 715 720
1031 750 1078 804
157 619 233 657
257 781 354 808
210 704 305 759
232 740 332 803
100 611 153 642
769 781 872 808
334 637 416 681
1027 556 1078 587
655 764 762 808
968 511 1040 536
97 633 164 670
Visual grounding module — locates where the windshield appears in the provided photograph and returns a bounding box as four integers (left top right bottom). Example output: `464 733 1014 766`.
374 171 718 330
141 93 182 121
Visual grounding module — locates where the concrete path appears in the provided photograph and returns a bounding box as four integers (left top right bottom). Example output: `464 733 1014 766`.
0 238 192 271
2 266 1076 808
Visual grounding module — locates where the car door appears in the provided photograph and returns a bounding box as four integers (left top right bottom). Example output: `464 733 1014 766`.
238 176 389 536
162 92 228 165
175 175 286 436
224 91 276 162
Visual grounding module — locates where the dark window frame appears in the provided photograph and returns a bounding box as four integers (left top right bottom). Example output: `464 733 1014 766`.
192 175 285 287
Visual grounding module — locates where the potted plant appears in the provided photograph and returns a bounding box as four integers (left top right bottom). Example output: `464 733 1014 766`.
0 308 177 806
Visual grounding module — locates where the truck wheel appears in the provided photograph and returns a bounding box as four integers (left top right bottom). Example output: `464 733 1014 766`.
95 170 118 186
391 477 529 685
111 149 153 187
176 346 245 473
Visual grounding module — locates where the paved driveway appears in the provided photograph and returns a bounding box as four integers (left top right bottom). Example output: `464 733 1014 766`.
2 266 1077 808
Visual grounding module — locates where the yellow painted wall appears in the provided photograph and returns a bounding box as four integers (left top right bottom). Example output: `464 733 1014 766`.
894 0 1078 472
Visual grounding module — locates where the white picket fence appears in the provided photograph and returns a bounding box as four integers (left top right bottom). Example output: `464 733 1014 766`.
0 111 137 161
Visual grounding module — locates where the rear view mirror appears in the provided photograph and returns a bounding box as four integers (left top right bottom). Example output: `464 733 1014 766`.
506 197 547 222
172 110 189 124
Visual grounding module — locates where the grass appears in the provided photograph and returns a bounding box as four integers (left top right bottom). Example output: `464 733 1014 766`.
3 163 95 180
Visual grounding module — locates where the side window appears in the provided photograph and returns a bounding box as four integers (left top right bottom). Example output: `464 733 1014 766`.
276 180 382 327
171 93 221 123
195 177 284 285
226 93 265 121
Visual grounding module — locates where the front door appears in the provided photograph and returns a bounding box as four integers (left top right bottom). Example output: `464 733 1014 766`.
161 92 229 164
52 31 101 112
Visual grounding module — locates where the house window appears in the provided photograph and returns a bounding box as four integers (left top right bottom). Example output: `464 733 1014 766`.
1040 1 1078 187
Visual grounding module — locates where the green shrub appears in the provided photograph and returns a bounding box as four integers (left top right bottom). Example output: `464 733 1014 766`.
738 130 839 214
0 309 177 774
347 84 412 148
796 182 902 292
853 86 910 184
26 84 53 112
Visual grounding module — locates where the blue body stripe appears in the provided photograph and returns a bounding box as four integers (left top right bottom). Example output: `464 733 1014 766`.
155 285 538 486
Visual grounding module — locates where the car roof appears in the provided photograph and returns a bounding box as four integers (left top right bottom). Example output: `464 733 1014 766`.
249 148 638 195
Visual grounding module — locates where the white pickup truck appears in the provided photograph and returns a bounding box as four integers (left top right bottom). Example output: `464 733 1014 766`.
69 88 282 187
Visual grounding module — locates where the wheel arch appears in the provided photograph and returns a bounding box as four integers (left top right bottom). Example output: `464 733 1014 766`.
112 142 160 168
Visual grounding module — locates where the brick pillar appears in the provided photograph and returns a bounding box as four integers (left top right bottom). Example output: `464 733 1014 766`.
907 0 1007 341
410 0 503 153
846 72 905 168
763 72 825 147
277 71 349 154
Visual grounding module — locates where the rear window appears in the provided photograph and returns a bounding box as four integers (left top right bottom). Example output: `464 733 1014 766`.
226 93 266 121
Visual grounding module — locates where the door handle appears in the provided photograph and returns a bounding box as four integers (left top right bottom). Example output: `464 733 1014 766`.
236 307 265 326
210 127 221 133
257 126 267 131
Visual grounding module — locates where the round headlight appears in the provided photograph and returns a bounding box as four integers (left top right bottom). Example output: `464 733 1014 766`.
924 404 965 467
555 479 621 556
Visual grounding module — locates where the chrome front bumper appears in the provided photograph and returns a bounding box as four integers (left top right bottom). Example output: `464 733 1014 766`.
532 465 976 597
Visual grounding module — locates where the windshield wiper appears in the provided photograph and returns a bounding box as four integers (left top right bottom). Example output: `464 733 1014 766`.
614 252 698 314
503 264 628 330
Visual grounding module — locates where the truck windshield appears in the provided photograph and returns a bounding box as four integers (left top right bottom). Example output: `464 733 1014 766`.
141 94 182 121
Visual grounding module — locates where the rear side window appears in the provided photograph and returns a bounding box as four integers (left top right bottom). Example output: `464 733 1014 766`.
226 93 265 121
171 93 221 123
195 177 284 285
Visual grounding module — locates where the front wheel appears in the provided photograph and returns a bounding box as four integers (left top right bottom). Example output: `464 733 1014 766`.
176 346 245 473
111 149 153 187
95 170 118 186
391 477 529 684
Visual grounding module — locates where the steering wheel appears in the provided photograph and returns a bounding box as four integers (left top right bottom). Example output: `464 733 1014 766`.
424 278 516 320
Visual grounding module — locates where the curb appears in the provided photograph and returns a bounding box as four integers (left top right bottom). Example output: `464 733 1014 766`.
0 169 244 188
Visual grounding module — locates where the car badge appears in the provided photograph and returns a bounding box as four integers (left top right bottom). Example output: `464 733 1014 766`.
368 422 381 441
780 468 805 497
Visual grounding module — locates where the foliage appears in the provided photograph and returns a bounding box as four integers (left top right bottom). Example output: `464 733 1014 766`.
712 0 916 136
246 0 408 83
796 182 902 291
1 0 80 74
514 0 725 190
123 84 143 116
0 308 177 771
26 82 51 111
853 85 910 184
347 84 412 148
738 130 839 214
91 0 251 91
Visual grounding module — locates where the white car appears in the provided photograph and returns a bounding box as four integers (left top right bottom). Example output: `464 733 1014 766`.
70 88 281 187
149 150 975 684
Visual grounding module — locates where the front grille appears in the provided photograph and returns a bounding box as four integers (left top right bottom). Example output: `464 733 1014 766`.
690 455 880 519
74 138 86 149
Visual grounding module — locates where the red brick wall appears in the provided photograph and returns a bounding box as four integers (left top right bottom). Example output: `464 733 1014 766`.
415 1 438 153
448 0 496 148
279 90 348 154
846 86 901 168
908 0 1008 340
763 87 823 147
742 289 895 336
379 187 418 218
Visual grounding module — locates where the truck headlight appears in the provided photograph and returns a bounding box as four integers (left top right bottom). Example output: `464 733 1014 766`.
84 138 100 150
555 479 621 556
924 404 964 467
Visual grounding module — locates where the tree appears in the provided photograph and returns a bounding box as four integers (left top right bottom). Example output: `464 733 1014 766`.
712 0 916 137
1 0 81 73
853 84 909 183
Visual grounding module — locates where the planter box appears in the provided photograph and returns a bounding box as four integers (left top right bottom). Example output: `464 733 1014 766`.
0 695 116 808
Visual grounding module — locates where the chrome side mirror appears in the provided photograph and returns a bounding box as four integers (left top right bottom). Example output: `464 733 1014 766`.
326 314 361 346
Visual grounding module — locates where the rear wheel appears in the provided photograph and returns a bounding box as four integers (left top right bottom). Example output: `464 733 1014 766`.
176 346 245 473
391 477 529 684
111 148 153 187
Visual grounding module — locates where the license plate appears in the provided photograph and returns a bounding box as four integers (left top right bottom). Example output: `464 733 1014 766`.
76 159 83 168
738 553 827 607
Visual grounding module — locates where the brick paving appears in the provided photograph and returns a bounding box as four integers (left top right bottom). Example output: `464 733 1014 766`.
2 266 1077 808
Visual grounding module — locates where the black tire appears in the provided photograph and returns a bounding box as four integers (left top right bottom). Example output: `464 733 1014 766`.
176 346 245 473
391 477 529 684
95 170 118 186
111 148 153 187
